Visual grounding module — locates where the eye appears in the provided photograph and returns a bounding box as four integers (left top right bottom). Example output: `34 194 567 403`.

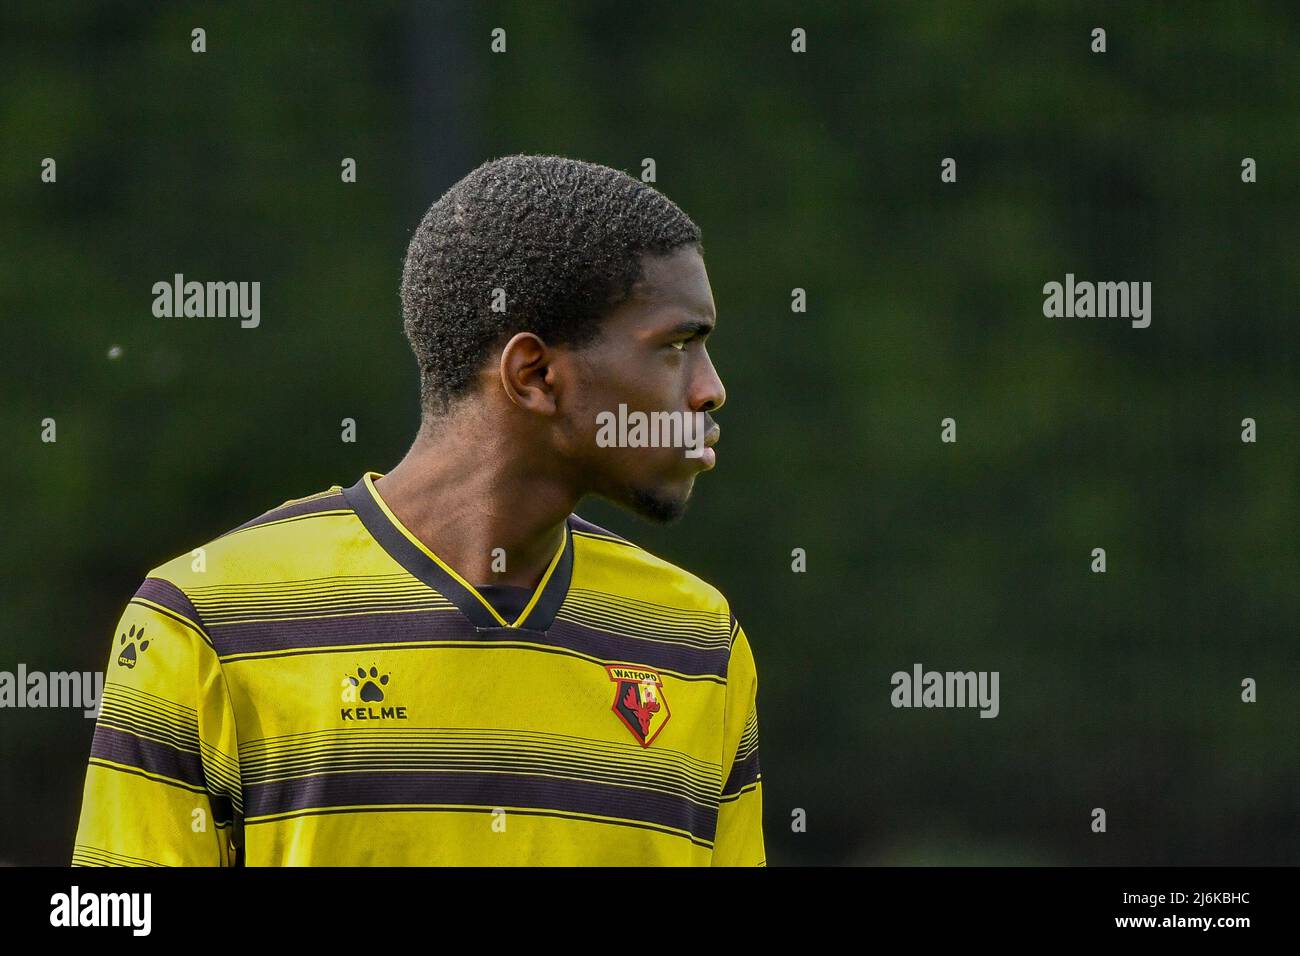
668 340 687 351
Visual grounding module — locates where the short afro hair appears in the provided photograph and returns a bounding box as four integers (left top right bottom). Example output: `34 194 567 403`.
400 154 703 415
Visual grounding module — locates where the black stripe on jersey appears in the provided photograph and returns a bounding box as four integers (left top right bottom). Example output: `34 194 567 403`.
209 614 730 681
721 755 762 799
722 707 761 797
557 590 731 651
218 490 350 538
72 845 170 867
243 803 716 850
239 725 723 845
217 637 728 685
94 682 243 810
132 578 212 647
239 727 722 804
238 764 718 831
129 598 213 650
718 781 761 807
87 757 210 796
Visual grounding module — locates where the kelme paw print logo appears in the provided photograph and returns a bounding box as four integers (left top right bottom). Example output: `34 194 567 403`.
117 624 150 668
347 665 390 703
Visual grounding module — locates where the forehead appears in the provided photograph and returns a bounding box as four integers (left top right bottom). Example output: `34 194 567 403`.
633 246 713 309
606 247 715 334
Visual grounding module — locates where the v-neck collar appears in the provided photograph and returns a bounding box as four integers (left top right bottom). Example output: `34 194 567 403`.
341 471 574 632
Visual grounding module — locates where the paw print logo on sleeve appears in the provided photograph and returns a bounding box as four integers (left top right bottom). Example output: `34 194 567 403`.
117 624 150 669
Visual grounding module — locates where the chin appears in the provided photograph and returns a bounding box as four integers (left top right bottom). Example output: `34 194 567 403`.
623 483 693 524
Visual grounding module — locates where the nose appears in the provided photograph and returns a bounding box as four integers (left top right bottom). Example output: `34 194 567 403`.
691 347 726 414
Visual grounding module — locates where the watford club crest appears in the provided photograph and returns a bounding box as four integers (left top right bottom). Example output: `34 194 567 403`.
606 665 671 747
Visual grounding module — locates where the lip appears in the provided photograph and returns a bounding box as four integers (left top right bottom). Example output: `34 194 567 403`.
697 426 720 470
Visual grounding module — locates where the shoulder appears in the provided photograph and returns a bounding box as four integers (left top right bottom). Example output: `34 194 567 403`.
567 513 739 634
218 485 353 536
144 482 357 596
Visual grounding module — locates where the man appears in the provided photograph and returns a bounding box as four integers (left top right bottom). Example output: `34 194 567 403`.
72 154 764 866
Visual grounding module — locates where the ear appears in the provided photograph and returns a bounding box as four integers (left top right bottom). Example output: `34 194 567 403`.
498 332 558 414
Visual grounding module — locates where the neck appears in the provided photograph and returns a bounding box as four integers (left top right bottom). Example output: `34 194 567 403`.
373 411 577 590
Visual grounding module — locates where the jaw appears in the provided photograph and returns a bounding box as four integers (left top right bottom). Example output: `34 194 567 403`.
609 467 699 524
575 441 705 523
623 484 692 524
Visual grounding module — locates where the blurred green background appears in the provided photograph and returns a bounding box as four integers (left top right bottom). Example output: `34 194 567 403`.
1 1 1296 865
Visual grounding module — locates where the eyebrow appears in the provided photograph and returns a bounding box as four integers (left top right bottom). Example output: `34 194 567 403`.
664 318 715 338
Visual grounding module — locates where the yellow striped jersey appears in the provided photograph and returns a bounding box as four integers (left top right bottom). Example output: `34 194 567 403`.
72 471 764 866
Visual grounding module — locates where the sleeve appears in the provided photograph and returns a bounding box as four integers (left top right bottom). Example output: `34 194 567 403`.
72 576 243 867
712 619 765 866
